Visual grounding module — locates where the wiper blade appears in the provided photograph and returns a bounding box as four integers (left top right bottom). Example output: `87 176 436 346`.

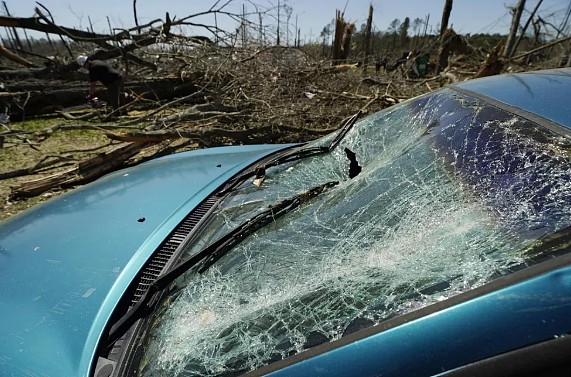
106 180 339 347
273 110 362 165
218 111 361 196
269 145 330 167
217 146 328 196
328 110 362 151
198 180 338 272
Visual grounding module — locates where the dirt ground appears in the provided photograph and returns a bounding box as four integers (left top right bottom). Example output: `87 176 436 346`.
0 45 560 222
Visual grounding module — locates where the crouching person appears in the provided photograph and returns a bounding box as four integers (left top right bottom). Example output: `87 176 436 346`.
77 55 125 115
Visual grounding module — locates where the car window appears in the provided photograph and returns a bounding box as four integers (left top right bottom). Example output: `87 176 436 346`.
133 89 571 376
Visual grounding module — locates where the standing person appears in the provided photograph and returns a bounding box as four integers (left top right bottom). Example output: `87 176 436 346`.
76 55 124 114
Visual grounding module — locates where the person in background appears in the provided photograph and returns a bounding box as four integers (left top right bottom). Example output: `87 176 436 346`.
76 55 124 114
406 50 420 77
375 57 389 74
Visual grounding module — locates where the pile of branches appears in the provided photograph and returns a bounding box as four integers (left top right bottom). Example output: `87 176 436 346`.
2 41 425 204
1 3 566 219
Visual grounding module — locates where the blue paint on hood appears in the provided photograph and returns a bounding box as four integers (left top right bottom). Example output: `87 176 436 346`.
0 144 291 377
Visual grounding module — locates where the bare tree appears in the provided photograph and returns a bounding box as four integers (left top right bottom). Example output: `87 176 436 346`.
320 22 333 57
277 0 281 45
439 0 453 37
362 4 373 73
511 0 543 57
399 17 410 48
504 0 526 59
332 10 355 65
412 17 423 37
437 0 453 73
285 4 292 45
423 14 430 38
387 18 401 50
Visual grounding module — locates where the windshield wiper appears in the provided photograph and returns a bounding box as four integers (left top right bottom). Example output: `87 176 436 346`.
197 180 338 272
328 110 362 151
107 112 362 344
218 111 361 196
106 180 339 347
271 110 362 165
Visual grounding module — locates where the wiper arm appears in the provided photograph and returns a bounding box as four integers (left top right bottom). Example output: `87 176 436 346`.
272 110 362 165
217 146 329 196
218 111 361 196
328 110 362 151
271 110 362 164
106 180 339 347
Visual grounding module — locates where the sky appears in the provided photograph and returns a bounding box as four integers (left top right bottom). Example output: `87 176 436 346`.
3 0 571 42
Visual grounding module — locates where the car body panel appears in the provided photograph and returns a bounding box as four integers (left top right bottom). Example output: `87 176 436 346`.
257 262 571 377
0 144 292 376
454 68 571 129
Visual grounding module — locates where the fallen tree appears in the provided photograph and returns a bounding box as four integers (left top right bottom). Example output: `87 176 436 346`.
0 77 199 120
8 142 149 200
0 6 215 74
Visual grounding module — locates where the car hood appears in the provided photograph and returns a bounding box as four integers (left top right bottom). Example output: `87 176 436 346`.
0 144 291 377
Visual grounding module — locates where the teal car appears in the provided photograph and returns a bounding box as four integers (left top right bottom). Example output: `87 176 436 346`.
1 68 571 377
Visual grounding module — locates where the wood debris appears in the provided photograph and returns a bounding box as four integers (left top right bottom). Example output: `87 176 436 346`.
0 3 569 220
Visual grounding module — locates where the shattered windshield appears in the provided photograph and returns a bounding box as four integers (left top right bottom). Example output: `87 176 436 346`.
136 89 571 376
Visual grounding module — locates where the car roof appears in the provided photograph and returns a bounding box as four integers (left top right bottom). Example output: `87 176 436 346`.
453 68 571 130
0 144 291 376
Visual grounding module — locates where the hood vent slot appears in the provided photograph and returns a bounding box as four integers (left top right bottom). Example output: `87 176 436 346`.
131 195 219 305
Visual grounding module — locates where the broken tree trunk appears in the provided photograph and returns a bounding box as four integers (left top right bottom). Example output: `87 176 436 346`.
9 142 149 200
0 77 198 120
439 0 454 37
473 40 505 78
362 5 373 74
331 10 355 65
504 0 526 59
437 0 454 73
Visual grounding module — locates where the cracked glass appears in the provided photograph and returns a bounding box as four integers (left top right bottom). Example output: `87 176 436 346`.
136 89 571 376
